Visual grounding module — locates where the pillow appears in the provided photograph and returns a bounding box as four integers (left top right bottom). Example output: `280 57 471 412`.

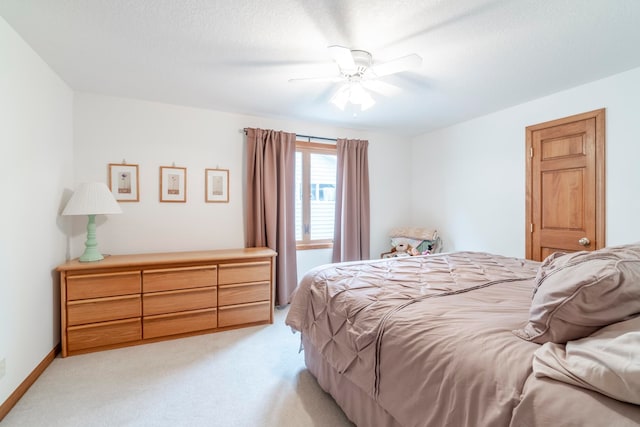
531 250 566 297
532 315 640 404
513 243 640 344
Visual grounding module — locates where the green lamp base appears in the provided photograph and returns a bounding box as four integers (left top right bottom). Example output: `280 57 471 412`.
79 214 105 262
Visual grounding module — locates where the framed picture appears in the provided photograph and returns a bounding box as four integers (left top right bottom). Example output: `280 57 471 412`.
160 166 187 202
108 163 139 202
205 168 229 203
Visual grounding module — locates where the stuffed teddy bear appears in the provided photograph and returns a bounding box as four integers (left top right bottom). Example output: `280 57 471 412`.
392 242 411 257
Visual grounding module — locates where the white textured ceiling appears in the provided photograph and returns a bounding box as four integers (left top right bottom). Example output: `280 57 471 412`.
2 0 640 136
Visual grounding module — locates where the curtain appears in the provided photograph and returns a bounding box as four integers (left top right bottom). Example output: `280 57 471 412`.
245 128 298 306
332 138 370 262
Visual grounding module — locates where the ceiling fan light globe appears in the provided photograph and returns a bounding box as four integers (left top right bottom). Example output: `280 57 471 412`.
349 83 367 101
349 83 375 110
359 95 375 111
330 82 375 111
330 85 350 110
332 97 348 110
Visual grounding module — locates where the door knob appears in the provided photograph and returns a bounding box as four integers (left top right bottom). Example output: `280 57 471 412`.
578 237 591 246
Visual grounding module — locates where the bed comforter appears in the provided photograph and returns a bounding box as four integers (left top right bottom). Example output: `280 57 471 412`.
285 252 640 427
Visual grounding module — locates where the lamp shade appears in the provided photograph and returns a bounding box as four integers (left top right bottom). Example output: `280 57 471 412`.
62 182 122 216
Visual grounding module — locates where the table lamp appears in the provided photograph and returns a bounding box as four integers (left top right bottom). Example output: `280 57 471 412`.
62 182 122 262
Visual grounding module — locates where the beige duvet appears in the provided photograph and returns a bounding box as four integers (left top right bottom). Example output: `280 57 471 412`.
285 252 640 427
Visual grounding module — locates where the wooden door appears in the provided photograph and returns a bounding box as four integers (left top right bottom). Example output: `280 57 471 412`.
525 109 605 261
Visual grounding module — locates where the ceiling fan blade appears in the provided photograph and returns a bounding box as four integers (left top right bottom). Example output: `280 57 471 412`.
328 45 356 71
361 80 402 97
288 75 344 83
371 53 422 77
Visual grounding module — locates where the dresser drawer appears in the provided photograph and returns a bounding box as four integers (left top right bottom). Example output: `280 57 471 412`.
143 266 217 292
67 271 141 300
218 301 271 327
218 261 271 285
67 318 141 352
67 295 141 326
143 308 217 339
143 286 217 316
218 282 270 306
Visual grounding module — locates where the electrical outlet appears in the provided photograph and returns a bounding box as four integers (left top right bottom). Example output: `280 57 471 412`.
0 358 5 380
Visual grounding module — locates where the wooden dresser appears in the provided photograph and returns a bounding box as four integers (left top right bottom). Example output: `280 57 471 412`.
56 247 276 357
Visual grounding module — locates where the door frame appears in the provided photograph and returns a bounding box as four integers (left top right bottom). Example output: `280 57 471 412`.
525 108 606 260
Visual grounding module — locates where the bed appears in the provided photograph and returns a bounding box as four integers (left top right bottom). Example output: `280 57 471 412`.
285 247 640 427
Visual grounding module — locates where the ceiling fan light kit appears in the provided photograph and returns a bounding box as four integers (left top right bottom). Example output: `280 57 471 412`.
330 82 376 111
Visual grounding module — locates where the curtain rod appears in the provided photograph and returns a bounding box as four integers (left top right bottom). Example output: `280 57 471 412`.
296 133 337 142
242 128 337 142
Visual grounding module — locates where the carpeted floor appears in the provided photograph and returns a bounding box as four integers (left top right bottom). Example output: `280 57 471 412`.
1 307 354 426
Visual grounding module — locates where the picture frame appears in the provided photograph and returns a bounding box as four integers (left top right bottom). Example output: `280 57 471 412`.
160 166 187 202
205 168 229 203
108 163 139 202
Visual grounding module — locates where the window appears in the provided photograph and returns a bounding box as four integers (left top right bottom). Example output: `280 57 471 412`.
295 141 337 249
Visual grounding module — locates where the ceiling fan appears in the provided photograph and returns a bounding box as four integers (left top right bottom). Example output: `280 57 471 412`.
289 45 422 111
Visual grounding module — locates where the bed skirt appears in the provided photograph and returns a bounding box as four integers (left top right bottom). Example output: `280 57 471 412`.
302 334 401 427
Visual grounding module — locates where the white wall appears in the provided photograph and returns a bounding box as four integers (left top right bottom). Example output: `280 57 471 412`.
411 66 640 257
72 94 412 277
0 17 74 405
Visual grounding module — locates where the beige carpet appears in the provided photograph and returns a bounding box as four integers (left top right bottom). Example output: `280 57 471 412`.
2 308 354 426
